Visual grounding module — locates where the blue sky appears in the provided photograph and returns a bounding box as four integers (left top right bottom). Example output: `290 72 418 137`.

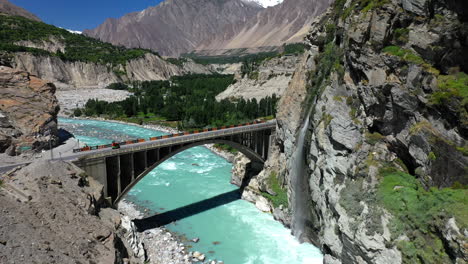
10 0 163 31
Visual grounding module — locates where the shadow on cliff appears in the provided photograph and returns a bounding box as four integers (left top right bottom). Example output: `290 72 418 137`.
133 189 241 231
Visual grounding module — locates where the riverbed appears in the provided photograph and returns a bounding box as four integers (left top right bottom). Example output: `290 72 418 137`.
59 117 323 264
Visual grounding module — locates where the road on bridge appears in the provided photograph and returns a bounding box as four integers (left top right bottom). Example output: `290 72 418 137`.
0 120 276 174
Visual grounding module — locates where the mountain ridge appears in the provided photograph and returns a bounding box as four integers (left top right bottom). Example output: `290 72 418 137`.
83 0 263 56
84 0 333 56
0 0 40 21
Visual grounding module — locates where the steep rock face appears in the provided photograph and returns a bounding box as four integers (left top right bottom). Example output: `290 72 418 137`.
253 0 467 263
216 55 300 101
0 0 40 21
0 160 137 263
84 0 262 56
0 66 59 154
197 0 333 51
11 53 211 89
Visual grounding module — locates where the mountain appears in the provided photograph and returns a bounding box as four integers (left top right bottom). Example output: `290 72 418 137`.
0 15 211 89
83 0 263 57
0 0 40 21
196 0 333 51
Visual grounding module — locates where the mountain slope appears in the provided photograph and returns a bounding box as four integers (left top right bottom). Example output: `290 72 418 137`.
0 0 40 21
196 0 333 51
0 15 211 89
83 0 262 56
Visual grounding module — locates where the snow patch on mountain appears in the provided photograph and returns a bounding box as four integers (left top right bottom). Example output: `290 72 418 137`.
242 0 283 8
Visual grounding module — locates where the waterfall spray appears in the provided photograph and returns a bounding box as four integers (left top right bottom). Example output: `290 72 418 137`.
291 109 312 242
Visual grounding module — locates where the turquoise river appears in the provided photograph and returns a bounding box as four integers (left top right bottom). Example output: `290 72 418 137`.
59 118 323 264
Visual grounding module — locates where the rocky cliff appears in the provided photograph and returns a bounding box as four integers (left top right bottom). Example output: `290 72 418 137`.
0 66 59 154
216 54 301 101
244 0 467 263
0 0 40 21
11 52 211 89
83 0 263 57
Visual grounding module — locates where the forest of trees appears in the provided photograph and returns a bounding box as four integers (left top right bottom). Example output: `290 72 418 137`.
77 74 279 129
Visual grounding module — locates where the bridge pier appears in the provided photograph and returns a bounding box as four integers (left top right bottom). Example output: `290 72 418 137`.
133 151 147 176
78 158 108 196
106 156 121 202
120 154 134 193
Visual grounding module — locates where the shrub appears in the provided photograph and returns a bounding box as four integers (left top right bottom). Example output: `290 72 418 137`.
73 108 83 117
378 171 467 263
430 72 468 105
365 132 385 145
262 171 288 208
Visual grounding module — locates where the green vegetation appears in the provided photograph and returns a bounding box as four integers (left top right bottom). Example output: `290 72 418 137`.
106 83 130 90
334 0 389 20
213 143 238 154
382 46 425 65
430 72 468 105
383 45 440 75
428 151 437 161
183 51 277 66
0 179 3 188
261 171 288 208
79 74 279 129
282 43 306 55
365 132 385 145
308 42 344 100
377 171 467 263
0 14 157 65
393 28 410 44
166 57 188 66
429 72 468 133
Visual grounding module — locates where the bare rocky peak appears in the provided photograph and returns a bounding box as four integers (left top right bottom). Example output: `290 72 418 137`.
0 0 40 21
83 0 263 56
197 0 333 51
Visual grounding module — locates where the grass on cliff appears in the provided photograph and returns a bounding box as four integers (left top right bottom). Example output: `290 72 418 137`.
378 171 467 263
430 72 468 105
262 171 288 208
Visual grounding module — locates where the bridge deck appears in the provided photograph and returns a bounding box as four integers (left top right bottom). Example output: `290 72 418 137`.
76 120 276 160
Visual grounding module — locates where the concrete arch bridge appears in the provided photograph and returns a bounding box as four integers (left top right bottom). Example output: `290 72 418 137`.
74 120 276 205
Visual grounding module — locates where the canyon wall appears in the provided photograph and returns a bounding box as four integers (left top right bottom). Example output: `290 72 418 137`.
244 0 467 263
11 53 211 89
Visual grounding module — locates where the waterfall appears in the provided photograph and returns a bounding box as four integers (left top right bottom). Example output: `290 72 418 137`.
291 109 312 242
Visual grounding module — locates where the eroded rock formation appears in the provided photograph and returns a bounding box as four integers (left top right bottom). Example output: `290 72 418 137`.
0 66 59 154
245 0 467 263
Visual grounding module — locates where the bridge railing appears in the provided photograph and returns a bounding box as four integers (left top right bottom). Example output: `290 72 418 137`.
72 120 274 153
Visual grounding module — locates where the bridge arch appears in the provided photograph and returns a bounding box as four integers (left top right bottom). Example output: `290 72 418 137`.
75 121 275 206
113 139 264 205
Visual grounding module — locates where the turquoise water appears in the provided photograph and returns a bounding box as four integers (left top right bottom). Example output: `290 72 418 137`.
59 118 323 264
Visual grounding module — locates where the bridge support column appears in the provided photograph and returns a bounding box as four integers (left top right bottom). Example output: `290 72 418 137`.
78 158 108 197
106 156 121 202
147 149 158 167
120 154 134 193
134 151 147 176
